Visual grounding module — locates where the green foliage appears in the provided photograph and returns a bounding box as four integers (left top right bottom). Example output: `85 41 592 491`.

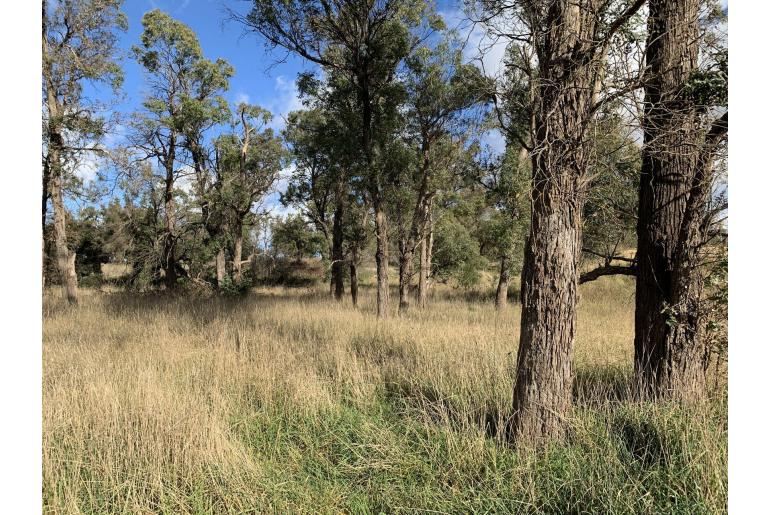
684 49 728 107
703 245 728 367
582 114 641 258
272 215 326 262
218 274 252 297
432 213 486 288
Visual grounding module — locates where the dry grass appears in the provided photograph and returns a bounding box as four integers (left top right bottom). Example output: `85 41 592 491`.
43 275 726 514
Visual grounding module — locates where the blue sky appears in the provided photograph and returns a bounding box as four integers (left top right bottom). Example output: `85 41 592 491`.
73 0 506 214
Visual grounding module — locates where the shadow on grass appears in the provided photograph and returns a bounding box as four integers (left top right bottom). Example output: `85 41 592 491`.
97 289 332 338
381 380 511 441
572 365 634 406
379 365 637 445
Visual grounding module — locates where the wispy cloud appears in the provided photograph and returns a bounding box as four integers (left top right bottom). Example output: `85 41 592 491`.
439 8 508 78
234 92 251 105
266 76 304 131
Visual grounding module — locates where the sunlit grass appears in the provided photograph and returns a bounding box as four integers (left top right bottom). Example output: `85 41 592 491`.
43 276 726 513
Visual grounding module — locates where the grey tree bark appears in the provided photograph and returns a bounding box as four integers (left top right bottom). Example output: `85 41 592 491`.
495 254 510 310
350 247 359 307
634 0 725 400
417 208 433 309
509 0 646 444
331 189 346 300
233 220 243 284
373 195 390 318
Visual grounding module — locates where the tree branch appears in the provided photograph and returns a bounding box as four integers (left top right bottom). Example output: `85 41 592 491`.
579 264 636 284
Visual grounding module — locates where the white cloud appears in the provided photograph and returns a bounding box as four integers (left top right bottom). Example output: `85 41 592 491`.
266 76 304 131
259 163 298 218
234 91 251 105
73 153 100 185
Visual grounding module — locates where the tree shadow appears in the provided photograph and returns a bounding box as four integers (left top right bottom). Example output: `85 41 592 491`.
572 365 634 407
381 380 511 441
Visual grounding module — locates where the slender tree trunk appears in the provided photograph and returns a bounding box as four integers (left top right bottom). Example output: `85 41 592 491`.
44 23 77 303
216 247 226 288
162 149 177 289
634 0 708 401
50 156 78 304
233 219 243 284
43 159 50 289
398 238 414 314
417 235 429 309
331 194 345 300
350 248 359 307
418 211 434 308
495 254 510 310
373 194 390 319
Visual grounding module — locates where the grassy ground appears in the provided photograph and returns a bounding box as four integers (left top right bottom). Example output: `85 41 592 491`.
43 275 726 514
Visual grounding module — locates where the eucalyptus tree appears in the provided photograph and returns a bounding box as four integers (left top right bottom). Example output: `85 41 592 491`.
179 57 234 284
130 9 233 288
474 143 530 310
234 0 442 318
42 0 126 303
470 0 647 443
396 40 489 312
634 0 727 400
216 104 285 284
282 72 360 300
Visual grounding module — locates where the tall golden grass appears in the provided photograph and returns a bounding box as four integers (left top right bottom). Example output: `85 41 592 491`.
43 276 726 513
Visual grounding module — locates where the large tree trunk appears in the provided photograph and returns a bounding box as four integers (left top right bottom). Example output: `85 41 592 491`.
233 219 244 284
50 156 78 305
495 254 510 310
350 248 359 307
634 0 708 401
373 195 390 319
512 172 583 443
43 25 77 303
509 1 600 444
331 194 345 300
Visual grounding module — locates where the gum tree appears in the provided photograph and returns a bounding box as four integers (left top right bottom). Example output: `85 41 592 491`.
471 0 647 443
130 10 233 288
634 0 727 399
234 0 441 318
42 0 126 303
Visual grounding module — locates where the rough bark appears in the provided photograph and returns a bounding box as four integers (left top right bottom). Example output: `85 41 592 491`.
162 139 177 290
233 219 243 284
510 0 610 444
50 161 78 305
417 208 434 309
398 238 414 314
634 0 711 401
495 254 510 310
